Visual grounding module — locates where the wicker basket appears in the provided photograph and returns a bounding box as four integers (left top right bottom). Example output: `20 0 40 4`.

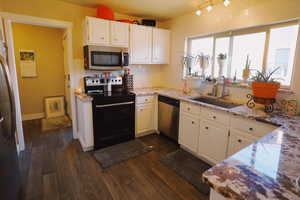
123 74 134 91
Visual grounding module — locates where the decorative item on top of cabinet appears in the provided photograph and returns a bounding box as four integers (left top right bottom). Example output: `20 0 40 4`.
84 16 129 47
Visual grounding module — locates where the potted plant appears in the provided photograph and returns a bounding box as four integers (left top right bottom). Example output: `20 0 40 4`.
251 67 281 104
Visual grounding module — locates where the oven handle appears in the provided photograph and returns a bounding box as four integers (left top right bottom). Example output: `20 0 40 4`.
96 101 134 108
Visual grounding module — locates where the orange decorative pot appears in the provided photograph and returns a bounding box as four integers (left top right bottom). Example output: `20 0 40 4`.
252 82 280 100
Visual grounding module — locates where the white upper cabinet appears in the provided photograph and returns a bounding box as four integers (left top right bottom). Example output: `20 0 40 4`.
130 24 152 64
85 17 110 46
152 28 170 64
130 24 170 64
84 17 129 47
110 21 129 47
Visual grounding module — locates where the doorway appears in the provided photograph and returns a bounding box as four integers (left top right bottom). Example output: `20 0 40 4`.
11 22 72 145
1 13 76 152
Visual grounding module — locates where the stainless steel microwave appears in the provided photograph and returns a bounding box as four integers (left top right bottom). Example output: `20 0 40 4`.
84 45 129 71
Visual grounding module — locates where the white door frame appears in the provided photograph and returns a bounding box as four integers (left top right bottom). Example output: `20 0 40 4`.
0 12 78 151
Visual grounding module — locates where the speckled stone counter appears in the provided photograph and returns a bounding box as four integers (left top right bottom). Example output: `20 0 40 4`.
75 92 93 102
202 109 300 200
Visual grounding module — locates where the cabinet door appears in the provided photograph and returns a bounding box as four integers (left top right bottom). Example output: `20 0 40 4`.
136 104 154 134
179 114 199 152
87 17 109 45
152 28 170 64
227 129 255 157
130 24 152 64
198 120 229 163
110 21 129 47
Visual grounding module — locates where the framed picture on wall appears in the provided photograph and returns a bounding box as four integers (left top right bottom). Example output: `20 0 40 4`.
44 96 65 118
20 50 37 78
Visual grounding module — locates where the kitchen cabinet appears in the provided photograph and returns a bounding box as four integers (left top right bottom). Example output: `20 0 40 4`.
136 95 157 136
110 21 129 47
179 113 199 153
198 120 229 163
227 129 256 157
85 17 110 46
130 24 152 64
130 25 170 64
84 17 129 47
76 97 94 152
152 28 170 64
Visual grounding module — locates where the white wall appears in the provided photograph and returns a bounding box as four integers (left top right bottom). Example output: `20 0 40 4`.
161 0 300 101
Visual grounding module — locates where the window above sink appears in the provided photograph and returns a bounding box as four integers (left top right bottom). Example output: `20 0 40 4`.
184 20 299 89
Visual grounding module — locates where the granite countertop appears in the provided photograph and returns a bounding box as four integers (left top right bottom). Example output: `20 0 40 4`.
202 110 300 200
75 87 300 199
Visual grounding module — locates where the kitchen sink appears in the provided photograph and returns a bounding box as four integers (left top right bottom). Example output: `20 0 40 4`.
191 96 240 109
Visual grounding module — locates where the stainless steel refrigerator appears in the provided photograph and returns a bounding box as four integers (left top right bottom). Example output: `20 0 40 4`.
0 48 22 199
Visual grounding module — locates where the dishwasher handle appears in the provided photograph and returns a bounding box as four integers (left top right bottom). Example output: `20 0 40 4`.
158 95 180 108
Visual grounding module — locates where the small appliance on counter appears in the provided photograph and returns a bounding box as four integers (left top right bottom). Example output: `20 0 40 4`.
84 45 129 71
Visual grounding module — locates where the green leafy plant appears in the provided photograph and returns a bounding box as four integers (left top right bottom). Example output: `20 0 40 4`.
251 67 281 82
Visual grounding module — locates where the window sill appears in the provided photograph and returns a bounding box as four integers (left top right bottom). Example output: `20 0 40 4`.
227 83 294 94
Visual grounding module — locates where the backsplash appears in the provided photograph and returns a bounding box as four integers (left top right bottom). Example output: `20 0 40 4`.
73 59 164 90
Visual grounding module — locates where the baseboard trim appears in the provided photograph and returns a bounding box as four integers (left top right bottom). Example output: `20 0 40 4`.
22 113 45 121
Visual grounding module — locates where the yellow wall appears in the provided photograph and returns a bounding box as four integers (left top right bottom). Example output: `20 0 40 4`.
2 0 142 59
2 0 163 89
13 23 65 115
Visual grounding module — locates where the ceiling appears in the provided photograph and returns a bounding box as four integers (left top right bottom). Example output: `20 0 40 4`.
60 0 207 20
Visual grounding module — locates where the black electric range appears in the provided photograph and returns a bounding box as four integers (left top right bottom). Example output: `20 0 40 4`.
88 92 136 150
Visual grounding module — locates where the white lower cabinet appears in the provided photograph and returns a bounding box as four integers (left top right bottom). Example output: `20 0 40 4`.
136 95 157 137
179 113 199 153
227 129 256 157
198 120 229 163
136 104 155 134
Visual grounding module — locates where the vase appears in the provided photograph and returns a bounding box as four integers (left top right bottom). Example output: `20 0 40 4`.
242 68 250 82
217 59 225 78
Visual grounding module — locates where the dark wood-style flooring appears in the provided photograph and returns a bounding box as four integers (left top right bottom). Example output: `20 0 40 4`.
19 120 207 200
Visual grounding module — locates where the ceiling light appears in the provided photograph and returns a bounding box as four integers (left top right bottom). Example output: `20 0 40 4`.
206 5 213 12
223 0 231 7
195 9 202 16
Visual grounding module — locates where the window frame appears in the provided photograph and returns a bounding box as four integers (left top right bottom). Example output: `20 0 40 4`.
185 19 300 89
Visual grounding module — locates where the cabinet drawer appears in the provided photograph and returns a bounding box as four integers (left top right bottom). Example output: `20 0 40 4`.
180 102 201 116
231 115 277 138
200 107 230 126
227 129 256 157
136 95 155 104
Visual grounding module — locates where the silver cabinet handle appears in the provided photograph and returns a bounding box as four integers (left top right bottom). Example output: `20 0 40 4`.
96 101 134 108
0 117 4 123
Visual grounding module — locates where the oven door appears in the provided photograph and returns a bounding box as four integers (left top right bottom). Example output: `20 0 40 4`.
93 101 135 149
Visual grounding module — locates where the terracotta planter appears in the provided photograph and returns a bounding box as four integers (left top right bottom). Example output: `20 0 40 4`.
252 82 280 104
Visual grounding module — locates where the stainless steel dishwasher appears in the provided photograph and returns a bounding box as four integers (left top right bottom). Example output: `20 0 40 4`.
158 95 180 142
